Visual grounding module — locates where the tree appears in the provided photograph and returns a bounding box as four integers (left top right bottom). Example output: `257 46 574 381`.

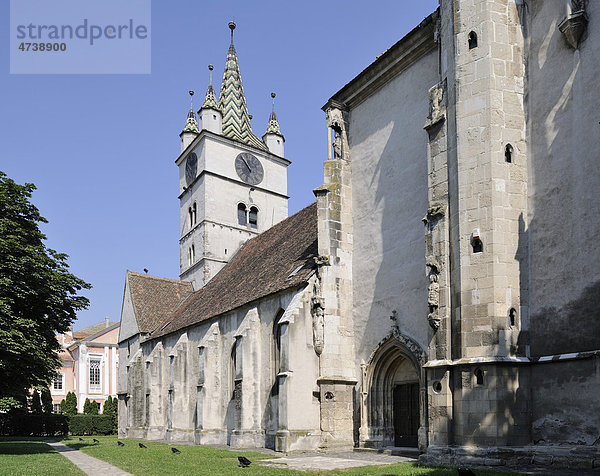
30 390 43 414
103 395 118 425
60 391 77 416
40 387 53 413
0 172 90 411
83 398 99 415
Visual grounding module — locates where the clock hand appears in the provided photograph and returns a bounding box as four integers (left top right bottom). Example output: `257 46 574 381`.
242 157 251 172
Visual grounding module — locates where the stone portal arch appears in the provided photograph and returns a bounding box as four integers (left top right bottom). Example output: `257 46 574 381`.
359 331 427 450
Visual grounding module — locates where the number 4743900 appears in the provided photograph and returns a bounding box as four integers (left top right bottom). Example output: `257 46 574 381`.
19 42 67 52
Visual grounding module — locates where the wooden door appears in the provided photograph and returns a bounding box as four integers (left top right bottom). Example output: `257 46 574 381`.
393 382 419 447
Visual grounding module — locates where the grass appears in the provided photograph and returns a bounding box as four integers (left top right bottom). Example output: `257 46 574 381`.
62 435 521 476
0 437 84 475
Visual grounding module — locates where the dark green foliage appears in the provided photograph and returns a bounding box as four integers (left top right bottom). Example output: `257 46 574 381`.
102 395 118 427
29 390 42 414
0 172 91 409
68 414 115 435
40 387 53 414
83 398 99 415
61 391 77 416
0 413 68 436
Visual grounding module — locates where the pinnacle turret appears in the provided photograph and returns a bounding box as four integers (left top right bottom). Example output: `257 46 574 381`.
183 90 199 134
265 92 283 137
201 64 219 111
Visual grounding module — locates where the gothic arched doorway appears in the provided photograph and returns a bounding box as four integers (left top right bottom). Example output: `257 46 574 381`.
359 333 426 449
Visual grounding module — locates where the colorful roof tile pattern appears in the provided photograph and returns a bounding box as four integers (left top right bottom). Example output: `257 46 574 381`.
218 24 267 151
127 272 194 334
150 202 318 339
201 84 219 111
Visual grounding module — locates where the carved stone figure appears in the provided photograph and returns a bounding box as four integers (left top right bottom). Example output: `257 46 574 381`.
424 82 445 129
311 297 325 355
560 0 588 49
332 130 342 159
427 273 441 330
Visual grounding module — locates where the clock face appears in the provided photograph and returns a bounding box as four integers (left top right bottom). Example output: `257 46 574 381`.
235 153 264 185
185 152 197 185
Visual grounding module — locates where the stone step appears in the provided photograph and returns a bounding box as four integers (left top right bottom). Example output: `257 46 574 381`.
354 446 420 458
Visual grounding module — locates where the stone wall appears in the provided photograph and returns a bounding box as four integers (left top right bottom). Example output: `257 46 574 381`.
119 285 323 452
526 0 600 357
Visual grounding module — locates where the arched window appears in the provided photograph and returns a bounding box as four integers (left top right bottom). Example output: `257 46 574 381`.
272 310 284 396
192 202 197 225
249 207 258 230
237 203 247 226
505 144 513 163
188 206 193 228
468 31 478 49
230 342 237 399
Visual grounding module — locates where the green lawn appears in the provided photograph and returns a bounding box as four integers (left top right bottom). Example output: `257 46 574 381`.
63 435 520 476
0 437 84 475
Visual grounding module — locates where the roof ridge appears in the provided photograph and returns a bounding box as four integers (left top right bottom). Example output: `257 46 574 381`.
127 270 192 286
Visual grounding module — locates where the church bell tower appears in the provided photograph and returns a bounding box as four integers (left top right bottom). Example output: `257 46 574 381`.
175 22 289 290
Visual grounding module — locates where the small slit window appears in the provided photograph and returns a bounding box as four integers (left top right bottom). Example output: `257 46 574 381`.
505 144 513 163
237 203 247 226
509 307 517 327
249 207 258 230
474 368 484 386
468 31 478 49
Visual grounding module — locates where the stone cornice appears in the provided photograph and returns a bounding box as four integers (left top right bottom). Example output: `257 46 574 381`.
323 10 438 111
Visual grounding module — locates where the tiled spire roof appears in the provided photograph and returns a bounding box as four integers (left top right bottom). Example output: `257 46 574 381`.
265 92 283 136
218 22 267 151
183 90 199 133
201 64 219 111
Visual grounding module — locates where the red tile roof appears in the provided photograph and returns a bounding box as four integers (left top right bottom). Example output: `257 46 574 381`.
128 272 194 334
150 202 318 339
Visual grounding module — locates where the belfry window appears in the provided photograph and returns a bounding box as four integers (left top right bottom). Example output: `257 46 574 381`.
237 203 247 226
189 203 197 227
188 244 195 266
249 207 258 229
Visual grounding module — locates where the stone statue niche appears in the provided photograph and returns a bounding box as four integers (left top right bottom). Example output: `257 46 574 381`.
325 106 349 161
426 264 441 331
311 296 325 355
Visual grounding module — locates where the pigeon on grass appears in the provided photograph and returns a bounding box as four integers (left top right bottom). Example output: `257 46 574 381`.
139 442 147 448
93 439 99 443
238 456 251 468
171 447 181 454
117 441 125 447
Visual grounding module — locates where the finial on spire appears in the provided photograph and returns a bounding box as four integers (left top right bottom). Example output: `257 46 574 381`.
228 21 236 44
189 90 194 108
271 92 276 113
208 64 213 86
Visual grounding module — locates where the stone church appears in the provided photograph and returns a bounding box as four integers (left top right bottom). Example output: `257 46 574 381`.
118 1 600 468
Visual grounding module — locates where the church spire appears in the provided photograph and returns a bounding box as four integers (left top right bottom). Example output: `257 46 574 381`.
218 21 267 151
183 90 199 133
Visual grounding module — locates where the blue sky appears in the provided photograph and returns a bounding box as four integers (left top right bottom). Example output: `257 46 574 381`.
1 0 439 330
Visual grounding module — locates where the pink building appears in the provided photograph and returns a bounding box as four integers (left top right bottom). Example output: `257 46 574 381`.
51 317 119 413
